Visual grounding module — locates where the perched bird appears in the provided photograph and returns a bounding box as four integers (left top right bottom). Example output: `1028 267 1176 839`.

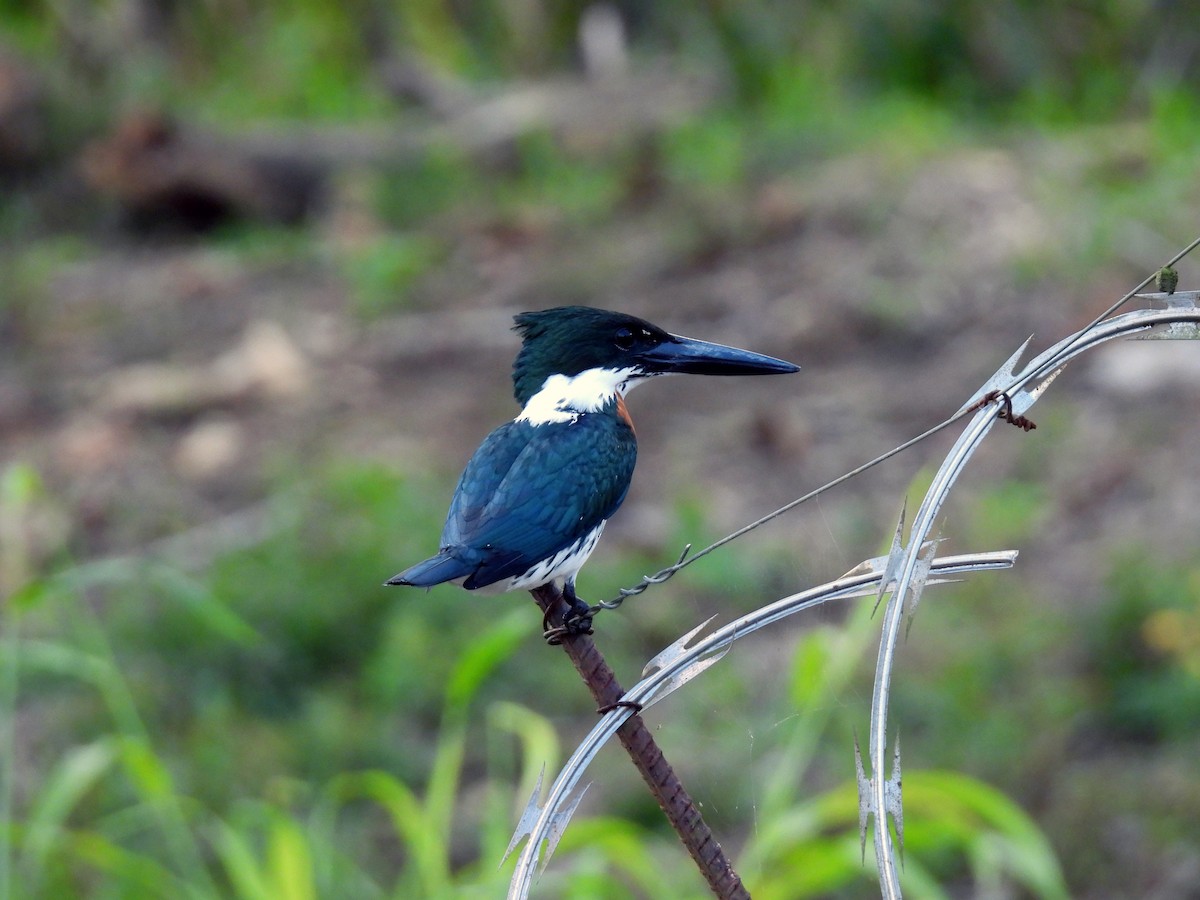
387 306 799 635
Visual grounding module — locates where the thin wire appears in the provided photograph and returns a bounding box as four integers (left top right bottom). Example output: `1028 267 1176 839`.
596 415 969 610
598 235 1200 613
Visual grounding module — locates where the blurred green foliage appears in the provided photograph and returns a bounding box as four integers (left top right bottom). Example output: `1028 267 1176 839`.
372 150 482 230
1 460 1080 896
341 232 444 318
7 0 1196 124
1089 555 1200 743
3 0 1200 896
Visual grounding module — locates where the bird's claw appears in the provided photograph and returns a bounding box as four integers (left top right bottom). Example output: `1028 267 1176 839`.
542 609 595 645
542 594 596 645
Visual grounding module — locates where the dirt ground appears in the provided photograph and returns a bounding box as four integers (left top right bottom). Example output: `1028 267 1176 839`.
6 111 1200 895
7 141 1198 592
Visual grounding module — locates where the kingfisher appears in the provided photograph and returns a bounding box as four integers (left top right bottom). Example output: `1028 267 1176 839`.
386 306 799 637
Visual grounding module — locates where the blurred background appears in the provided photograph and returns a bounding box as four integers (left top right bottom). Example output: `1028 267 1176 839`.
2 1 1200 897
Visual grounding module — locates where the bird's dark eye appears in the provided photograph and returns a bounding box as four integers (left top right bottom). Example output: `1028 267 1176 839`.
614 327 636 350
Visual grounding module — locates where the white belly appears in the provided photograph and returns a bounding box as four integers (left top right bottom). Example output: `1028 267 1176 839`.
497 522 606 593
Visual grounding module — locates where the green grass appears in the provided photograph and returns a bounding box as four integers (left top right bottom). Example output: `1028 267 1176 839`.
340 232 445 319
1088 554 1200 743
5 4 1200 894
0 458 1082 897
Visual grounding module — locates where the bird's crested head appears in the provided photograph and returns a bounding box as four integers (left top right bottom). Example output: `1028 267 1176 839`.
511 307 670 406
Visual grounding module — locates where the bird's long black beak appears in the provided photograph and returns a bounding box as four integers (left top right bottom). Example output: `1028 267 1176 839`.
636 333 799 376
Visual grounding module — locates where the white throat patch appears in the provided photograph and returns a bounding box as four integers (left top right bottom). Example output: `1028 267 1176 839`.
517 367 648 425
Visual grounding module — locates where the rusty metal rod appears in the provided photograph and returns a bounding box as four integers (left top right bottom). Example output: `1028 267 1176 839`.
530 584 749 899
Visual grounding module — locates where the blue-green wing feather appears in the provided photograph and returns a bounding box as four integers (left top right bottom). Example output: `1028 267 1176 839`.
389 414 636 590
444 416 636 588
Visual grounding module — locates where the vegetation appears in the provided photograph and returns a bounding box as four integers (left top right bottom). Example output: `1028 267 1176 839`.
2 1 1199 897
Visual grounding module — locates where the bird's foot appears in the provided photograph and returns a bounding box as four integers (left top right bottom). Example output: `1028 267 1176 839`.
542 588 595 645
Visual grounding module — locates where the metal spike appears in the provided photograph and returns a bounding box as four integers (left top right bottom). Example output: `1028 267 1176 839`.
854 732 905 865
639 618 729 710
539 785 590 874
642 616 717 677
503 766 546 863
843 539 965 582
838 558 882 579
1015 364 1064 410
642 648 730 709
1134 291 1200 339
853 732 871 864
503 766 592 876
871 502 908 615
902 537 942 629
956 336 1034 414
1134 289 1199 307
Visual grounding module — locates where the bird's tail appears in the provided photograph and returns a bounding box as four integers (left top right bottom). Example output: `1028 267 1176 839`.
386 551 472 587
